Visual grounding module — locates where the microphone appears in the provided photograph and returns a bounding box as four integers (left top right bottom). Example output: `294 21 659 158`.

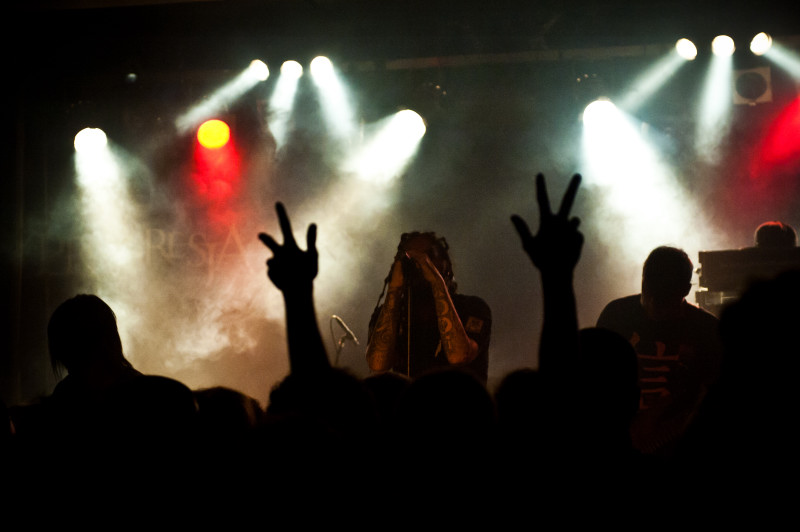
331 315 360 345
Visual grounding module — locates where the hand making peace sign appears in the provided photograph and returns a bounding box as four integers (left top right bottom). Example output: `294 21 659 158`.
258 202 319 293
511 173 584 274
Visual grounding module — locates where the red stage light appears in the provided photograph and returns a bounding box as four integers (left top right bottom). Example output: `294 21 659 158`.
197 119 231 149
751 97 800 180
192 125 241 229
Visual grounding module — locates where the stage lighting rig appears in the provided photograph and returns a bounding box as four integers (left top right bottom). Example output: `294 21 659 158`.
197 119 231 149
750 32 773 56
74 127 108 153
712 35 736 57
676 38 698 60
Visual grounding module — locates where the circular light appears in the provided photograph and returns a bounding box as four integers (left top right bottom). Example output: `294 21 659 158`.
712 35 736 57
582 99 618 127
248 60 270 81
197 119 231 149
310 56 334 78
675 38 698 60
750 32 773 56
73 128 108 153
281 60 303 79
394 109 427 140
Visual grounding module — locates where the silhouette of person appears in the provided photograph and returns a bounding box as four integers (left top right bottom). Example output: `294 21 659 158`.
509 173 584 463
365 232 491 384
754 221 797 248
193 385 264 446
42 294 198 445
390 366 498 492
511 176 636 447
597 246 722 456
673 268 800 514
256 203 380 501
510 174 654 509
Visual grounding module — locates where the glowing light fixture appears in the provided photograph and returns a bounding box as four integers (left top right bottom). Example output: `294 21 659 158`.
247 59 270 81
582 99 618 129
74 127 108 153
750 32 773 56
712 35 736 57
197 119 231 149
393 109 427 140
676 38 698 60
310 56 334 79
281 60 303 79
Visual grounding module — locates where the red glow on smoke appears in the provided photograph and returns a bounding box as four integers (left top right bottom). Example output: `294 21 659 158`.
750 96 800 180
192 135 241 227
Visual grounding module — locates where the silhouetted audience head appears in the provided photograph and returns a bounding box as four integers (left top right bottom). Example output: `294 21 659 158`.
577 327 640 432
265 367 378 442
641 246 693 319
47 294 130 375
494 367 549 430
679 269 800 482
718 268 800 384
362 371 411 428
194 386 264 442
393 367 495 448
754 221 797 248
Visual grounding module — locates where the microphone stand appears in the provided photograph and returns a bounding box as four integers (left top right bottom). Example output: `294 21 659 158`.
406 282 412 379
330 315 359 367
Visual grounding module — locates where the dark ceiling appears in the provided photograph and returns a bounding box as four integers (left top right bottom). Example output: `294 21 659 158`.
14 0 796 76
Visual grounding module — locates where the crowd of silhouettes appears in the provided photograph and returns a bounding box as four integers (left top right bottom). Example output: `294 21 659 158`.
3 178 799 518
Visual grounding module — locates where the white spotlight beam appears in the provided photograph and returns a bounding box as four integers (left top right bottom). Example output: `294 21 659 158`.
73 135 149 354
764 42 800 79
309 56 358 141
581 100 726 297
617 49 689 112
175 60 269 134
74 139 145 279
342 109 426 184
267 61 303 148
696 51 734 163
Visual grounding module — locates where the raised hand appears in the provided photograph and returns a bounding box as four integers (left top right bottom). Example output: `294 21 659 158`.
258 202 318 293
511 173 583 274
258 202 328 373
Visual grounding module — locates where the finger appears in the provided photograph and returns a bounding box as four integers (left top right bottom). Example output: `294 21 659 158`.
258 232 280 253
535 173 552 218
569 216 581 230
275 202 297 247
510 215 533 241
306 223 317 252
557 173 582 218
